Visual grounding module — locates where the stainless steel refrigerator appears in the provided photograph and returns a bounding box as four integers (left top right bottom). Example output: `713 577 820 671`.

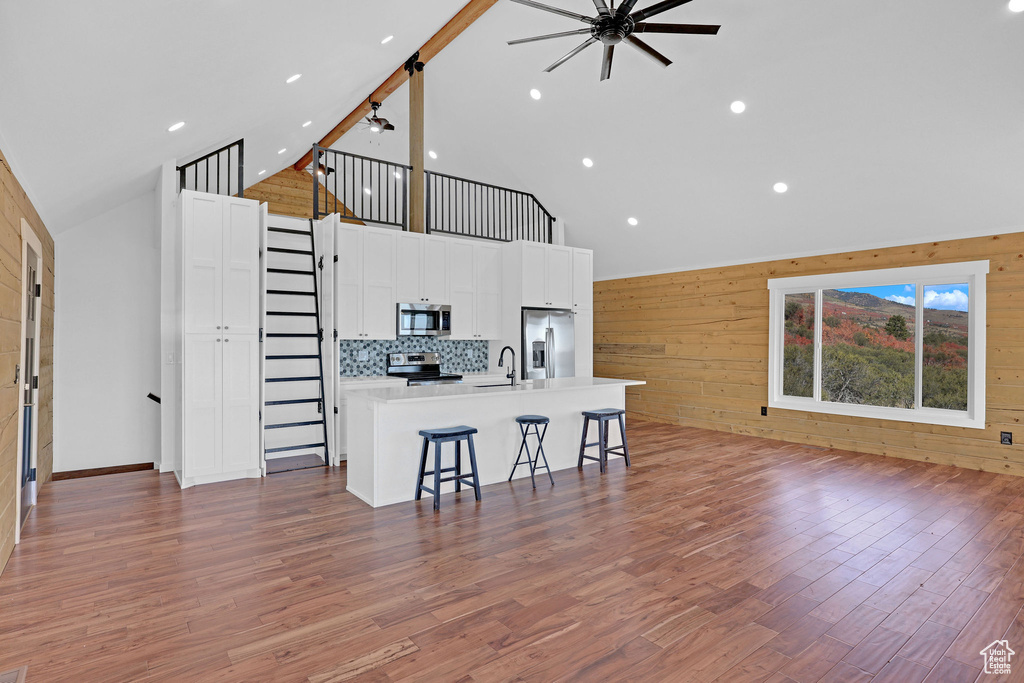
522 308 575 380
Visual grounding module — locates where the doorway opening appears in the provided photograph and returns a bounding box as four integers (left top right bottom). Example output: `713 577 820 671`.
16 219 43 540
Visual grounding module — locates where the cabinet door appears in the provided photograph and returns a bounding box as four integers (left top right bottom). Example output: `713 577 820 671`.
183 334 222 478
420 236 449 304
222 198 260 334
474 244 502 339
221 334 259 473
183 193 223 333
361 230 397 339
573 309 594 378
395 233 422 303
336 225 362 339
448 240 476 340
546 245 573 309
572 248 594 311
520 242 548 308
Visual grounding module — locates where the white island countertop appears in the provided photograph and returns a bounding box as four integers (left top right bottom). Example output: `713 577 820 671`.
346 377 645 404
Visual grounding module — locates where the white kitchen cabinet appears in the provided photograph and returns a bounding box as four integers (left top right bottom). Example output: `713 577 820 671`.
335 377 407 458
519 243 573 309
179 191 260 488
574 309 594 377
572 248 594 311
450 241 502 340
336 224 397 340
396 233 449 304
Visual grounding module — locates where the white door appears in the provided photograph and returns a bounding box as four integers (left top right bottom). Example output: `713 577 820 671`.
421 236 450 304
19 243 41 528
335 225 362 339
395 233 422 303
183 192 223 333
572 249 594 311
546 245 574 309
183 334 222 478
361 230 397 339
520 242 548 308
474 243 502 339
222 198 260 335
221 334 259 473
448 240 476 340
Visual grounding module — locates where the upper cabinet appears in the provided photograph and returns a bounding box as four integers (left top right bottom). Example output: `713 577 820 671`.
572 248 593 311
336 224 396 340
183 193 259 335
396 233 449 304
520 243 573 309
449 241 502 340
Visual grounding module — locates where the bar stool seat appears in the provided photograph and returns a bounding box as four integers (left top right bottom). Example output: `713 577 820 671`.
510 415 554 488
578 408 631 473
415 425 481 511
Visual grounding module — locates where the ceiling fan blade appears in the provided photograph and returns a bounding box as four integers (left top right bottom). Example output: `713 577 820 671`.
633 22 720 35
509 0 594 24
631 0 694 22
616 0 640 17
543 36 599 72
600 44 615 81
508 28 593 46
624 35 672 67
592 0 612 16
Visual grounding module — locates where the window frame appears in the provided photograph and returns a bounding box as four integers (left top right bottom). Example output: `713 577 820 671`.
767 260 988 429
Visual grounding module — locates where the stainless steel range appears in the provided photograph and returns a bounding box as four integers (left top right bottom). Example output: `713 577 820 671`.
386 352 463 386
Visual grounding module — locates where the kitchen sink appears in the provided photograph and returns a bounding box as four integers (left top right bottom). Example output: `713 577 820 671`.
472 383 515 388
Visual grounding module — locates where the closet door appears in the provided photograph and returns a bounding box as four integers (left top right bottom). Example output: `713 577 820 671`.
183 334 222 478
221 334 259 473
183 193 223 334
221 198 260 335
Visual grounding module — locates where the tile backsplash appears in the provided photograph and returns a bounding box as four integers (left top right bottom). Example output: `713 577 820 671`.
339 338 489 376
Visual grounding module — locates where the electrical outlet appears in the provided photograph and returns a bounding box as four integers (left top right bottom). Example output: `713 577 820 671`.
1001 431 1013 446
357 349 368 362
761 406 768 416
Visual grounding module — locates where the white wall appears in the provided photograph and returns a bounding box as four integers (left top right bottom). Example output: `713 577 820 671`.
54 191 161 472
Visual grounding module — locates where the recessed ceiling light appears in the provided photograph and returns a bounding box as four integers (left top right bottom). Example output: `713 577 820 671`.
774 182 789 194
627 217 639 227
286 74 302 84
1010 0 1024 12
381 35 394 44
302 120 312 127
530 88 542 100
364 187 372 195
258 169 266 176
278 148 287 154
167 121 185 132
582 158 594 168
428 150 438 159
730 101 746 114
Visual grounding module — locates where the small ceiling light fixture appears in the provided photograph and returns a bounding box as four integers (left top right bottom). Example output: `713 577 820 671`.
366 99 395 134
627 217 639 226
278 148 287 154
316 152 334 177
530 88 542 100
1010 0 1024 12
394 171 403 180
381 35 394 44
773 182 789 194
302 120 312 127
168 121 185 132
428 150 438 159
730 101 746 114
582 157 594 168
364 187 372 195
286 74 302 84
258 169 266 176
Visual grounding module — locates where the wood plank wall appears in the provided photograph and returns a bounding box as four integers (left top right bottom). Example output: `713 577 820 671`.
0 145 55 573
594 233 1024 477
245 168 353 221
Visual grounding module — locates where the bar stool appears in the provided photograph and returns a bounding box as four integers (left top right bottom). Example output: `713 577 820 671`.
509 415 554 488
577 409 631 473
415 426 481 511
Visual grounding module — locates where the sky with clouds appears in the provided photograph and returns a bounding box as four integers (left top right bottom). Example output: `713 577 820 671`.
836 284 969 312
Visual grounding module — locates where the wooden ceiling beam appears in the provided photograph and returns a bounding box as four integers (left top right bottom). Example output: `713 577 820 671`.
293 0 499 172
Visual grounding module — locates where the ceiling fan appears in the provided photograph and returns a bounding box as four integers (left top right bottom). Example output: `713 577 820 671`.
365 100 394 133
508 0 720 81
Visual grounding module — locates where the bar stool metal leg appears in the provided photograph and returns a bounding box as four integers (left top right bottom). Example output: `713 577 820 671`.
509 423 532 483
617 412 631 466
415 436 429 500
577 416 590 469
533 423 554 485
599 418 608 473
432 440 443 511
467 435 482 501
455 440 462 492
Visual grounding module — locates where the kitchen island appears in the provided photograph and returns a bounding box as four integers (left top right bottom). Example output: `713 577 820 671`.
344 377 645 507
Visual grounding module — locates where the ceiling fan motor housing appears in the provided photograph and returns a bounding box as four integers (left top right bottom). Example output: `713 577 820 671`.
593 15 635 44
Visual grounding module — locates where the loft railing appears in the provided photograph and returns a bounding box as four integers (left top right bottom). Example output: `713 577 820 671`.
312 145 410 228
309 145 553 244
426 170 552 244
177 139 244 197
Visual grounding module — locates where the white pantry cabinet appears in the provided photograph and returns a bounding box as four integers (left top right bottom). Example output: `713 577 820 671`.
179 191 261 488
449 241 502 340
396 233 449 304
519 242 573 309
337 224 397 340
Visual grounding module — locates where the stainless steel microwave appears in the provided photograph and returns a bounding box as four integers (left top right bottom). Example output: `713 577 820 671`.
397 303 451 337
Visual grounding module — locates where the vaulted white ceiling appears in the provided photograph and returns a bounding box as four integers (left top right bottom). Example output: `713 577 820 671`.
2 1 1022 279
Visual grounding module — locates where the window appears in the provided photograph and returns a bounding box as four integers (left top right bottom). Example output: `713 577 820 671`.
768 261 987 429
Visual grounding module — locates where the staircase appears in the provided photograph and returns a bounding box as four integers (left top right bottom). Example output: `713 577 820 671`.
262 217 330 472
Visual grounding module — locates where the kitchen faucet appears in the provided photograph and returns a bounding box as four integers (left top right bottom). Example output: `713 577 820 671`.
498 346 516 387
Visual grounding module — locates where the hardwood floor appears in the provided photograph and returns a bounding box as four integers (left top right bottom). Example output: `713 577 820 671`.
2 420 1023 682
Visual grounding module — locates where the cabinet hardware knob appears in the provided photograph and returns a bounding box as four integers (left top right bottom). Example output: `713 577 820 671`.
224 338 230 342
216 339 221 342
216 326 221 330
224 326 229 329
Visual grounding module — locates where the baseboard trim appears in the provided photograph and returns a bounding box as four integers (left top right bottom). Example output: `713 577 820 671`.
52 463 155 481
